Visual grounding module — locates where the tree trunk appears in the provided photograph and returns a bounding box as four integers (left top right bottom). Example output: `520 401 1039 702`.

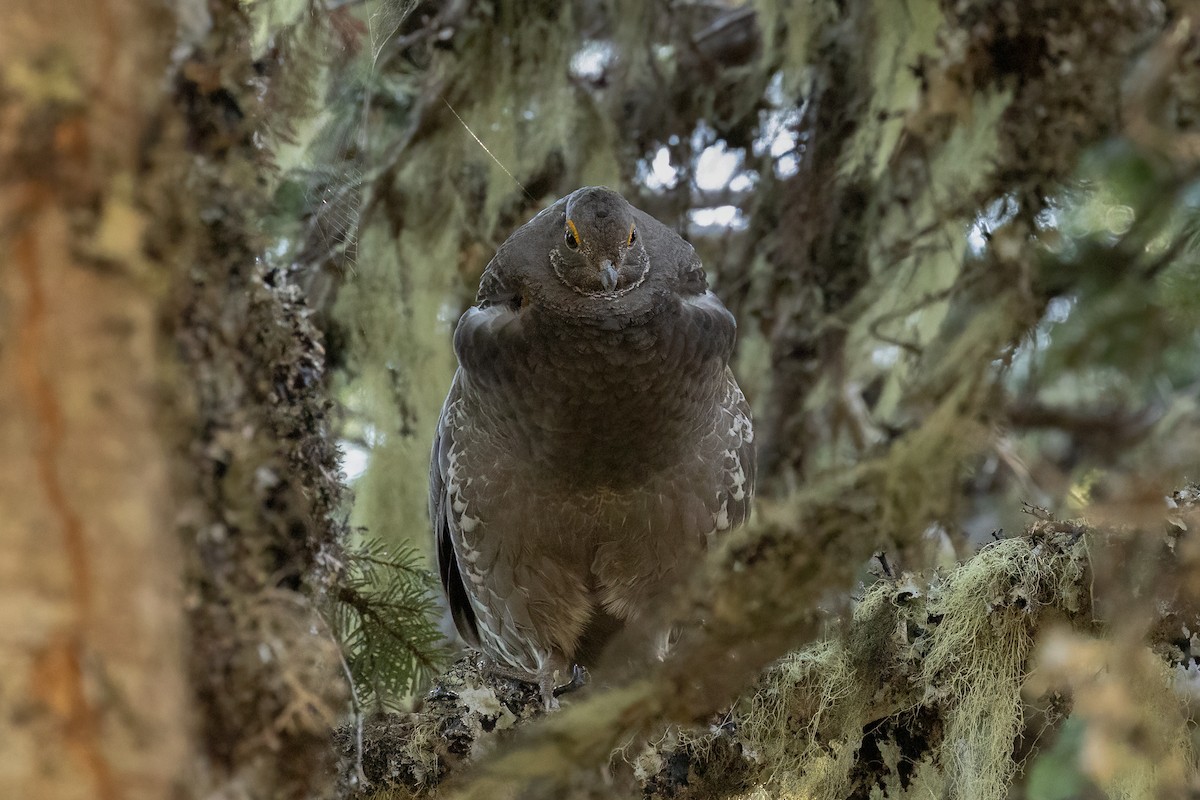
0 2 191 798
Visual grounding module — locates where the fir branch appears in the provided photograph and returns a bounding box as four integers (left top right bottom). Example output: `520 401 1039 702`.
332 537 450 710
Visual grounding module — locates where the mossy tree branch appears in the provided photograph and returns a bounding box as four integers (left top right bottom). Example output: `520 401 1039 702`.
344 488 1200 799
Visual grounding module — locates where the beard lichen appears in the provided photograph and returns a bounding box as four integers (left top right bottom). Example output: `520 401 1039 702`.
921 532 1089 800
730 530 1090 799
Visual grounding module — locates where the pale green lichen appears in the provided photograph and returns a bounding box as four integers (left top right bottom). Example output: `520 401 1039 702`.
734 532 1090 800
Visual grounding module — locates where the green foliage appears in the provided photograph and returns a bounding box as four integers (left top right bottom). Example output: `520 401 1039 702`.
1028 143 1200 405
331 537 449 709
1025 718 1087 800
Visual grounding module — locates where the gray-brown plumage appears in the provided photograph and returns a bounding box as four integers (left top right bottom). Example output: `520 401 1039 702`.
430 186 754 703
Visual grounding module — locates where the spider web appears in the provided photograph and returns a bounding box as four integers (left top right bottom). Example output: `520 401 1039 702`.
295 0 419 277
366 0 415 70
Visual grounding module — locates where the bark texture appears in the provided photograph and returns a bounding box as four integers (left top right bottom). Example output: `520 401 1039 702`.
1 3 353 799
171 3 352 797
0 1 190 798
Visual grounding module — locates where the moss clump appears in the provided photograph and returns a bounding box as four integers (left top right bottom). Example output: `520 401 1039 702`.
923 532 1088 799
735 529 1090 799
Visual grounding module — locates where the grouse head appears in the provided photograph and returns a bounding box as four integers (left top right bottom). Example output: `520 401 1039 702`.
473 187 709 332
549 186 650 296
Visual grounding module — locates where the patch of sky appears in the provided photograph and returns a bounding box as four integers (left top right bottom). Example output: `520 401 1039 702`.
871 344 902 368
340 441 370 483
967 195 1020 255
755 73 804 178
695 140 743 191
639 146 680 191
688 205 748 230
570 40 614 82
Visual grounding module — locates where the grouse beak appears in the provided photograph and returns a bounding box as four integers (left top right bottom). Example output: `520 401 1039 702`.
598 260 619 292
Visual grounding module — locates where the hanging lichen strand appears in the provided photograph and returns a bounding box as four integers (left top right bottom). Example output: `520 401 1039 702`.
334 2 587 568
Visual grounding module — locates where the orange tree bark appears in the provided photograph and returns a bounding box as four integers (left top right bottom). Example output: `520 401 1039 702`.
0 1 191 798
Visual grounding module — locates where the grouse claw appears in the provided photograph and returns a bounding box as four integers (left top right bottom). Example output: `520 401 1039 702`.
553 663 590 698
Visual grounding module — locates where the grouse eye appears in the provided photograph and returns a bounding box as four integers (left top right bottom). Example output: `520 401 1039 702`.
564 220 580 250
628 225 637 246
